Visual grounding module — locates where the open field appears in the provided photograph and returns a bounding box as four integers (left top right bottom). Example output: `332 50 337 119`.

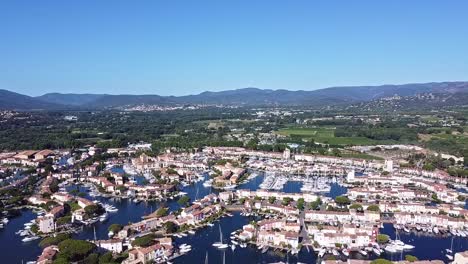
276 127 396 146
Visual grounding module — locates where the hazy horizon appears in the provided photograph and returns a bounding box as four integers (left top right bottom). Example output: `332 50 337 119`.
3 80 467 97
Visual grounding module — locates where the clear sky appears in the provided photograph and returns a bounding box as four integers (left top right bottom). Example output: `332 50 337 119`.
1 1 467 96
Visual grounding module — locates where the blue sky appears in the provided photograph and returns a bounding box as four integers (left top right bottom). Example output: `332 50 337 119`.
1 1 467 96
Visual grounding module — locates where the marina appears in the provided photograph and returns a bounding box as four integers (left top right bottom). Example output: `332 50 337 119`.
0 170 467 263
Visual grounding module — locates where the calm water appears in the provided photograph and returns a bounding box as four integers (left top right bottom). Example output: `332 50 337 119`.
1 172 467 263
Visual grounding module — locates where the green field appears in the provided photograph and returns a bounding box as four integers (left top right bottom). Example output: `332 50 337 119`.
276 127 394 146
276 127 334 137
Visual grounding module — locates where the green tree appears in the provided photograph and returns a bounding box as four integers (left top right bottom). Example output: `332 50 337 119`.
132 234 157 247
108 224 123 234
405 255 418 262
99 252 115 264
367 205 381 212
370 259 393 264
309 197 322 210
83 253 99 264
156 207 169 217
84 204 102 216
335 195 350 206
376 234 389 243
178 195 190 207
163 221 178 234
282 197 293 206
57 239 96 262
349 203 363 211
297 198 305 210
268 196 276 204
39 233 71 248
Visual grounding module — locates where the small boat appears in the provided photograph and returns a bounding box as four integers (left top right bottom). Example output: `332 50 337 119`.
22 236 40 242
99 213 109 222
446 254 453 260
207 223 214 227
217 244 229 249
224 184 237 190
188 230 196 235
108 231 114 237
318 248 326 258
203 180 213 187
403 244 414 250
240 243 247 248
261 246 268 253
385 245 398 253
180 247 192 253
433 227 439 234
372 248 381 255
231 244 236 251
403 227 410 233
359 249 368 256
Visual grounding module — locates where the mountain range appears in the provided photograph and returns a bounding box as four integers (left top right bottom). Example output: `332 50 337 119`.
1 81 467 110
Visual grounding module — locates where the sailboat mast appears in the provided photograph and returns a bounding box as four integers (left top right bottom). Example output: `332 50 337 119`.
219 224 223 242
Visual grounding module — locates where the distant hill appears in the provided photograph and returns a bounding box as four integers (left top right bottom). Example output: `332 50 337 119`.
345 89 468 112
36 93 106 106
1 81 467 110
0 89 64 110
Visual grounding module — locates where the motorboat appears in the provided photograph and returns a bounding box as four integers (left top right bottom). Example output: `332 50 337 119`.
22 236 40 242
372 248 381 255
224 184 237 190
180 247 192 253
99 213 109 222
318 248 326 258
385 245 398 253
203 180 213 187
